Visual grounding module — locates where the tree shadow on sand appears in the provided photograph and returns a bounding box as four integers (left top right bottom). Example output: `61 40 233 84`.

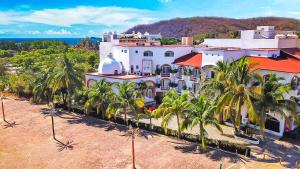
66 114 128 133
3 120 18 129
40 108 79 120
54 138 78 152
170 141 240 163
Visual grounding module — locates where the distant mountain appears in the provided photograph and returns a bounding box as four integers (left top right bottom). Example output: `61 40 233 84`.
126 17 300 39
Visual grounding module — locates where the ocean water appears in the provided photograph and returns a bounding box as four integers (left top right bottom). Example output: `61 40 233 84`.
0 38 100 45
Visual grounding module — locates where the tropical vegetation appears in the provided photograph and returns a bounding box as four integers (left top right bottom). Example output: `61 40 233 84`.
181 94 222 152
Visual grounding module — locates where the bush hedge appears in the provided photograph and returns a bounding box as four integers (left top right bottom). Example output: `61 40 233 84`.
56 104 251 157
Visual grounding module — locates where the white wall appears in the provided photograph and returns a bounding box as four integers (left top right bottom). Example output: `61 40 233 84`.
204 39 280 49
202 50 224 66
113 46 130 72
127 46 193 74
278 39 300 48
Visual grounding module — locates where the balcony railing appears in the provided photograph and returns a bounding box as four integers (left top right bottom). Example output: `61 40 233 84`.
161 86 170 90
161 73 170 77
176 74 182 79
190 76 196 81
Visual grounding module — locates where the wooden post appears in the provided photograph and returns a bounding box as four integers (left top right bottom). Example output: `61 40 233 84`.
219 160 222 169
263 153 266 160
132 135 136 169
1 98 5 122
295 160 299 169
51 114 55 139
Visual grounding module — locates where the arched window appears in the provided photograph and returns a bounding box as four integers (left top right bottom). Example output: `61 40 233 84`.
143 51 153 57
164 51 174 57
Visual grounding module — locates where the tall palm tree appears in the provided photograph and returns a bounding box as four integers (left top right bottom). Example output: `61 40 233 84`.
153 90 192 138
49 56 83 109
106 81 144 124
254 73 298 134
202 60 232 123
84 79 114 119
181 94 222 152
216 57 259 133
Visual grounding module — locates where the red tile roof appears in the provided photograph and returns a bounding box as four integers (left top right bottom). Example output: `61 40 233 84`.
280 48 300 59
173 52 202 68
249 56 300 73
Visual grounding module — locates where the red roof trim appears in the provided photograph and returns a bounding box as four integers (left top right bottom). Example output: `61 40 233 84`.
173 52 202 68
249 56 300 73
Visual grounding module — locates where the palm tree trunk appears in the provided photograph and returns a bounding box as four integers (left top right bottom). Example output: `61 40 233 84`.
200 123 206 152
96 106 100 117
218 112 224 124
176 113 181 138
124 109 127 125
101 106 105 119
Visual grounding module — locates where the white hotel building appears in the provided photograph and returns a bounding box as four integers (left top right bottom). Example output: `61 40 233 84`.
86 26 300 137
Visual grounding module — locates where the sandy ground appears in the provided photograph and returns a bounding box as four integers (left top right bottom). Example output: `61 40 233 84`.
0 99 240 169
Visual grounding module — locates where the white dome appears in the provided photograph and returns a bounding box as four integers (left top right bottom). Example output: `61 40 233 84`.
98 56 122 75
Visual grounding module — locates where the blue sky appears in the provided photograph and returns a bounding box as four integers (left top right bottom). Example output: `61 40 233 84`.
0 0 299 38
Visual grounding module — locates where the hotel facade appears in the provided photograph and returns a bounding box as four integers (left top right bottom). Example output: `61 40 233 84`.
86 26 300 137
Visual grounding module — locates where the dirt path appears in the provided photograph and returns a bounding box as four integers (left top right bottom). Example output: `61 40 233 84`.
0 99 239 169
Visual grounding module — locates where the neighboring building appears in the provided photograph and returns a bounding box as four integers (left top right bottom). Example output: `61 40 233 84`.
204 26 300 49
86 26 300 136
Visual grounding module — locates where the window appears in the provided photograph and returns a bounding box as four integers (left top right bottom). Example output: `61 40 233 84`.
121 50 123 52
161 79 171 90
135 50 138 53
136 65 139 69
124 50 127 53
211 71 215 79
177 80 186 92
143 51 153 57
130 65 134 74
164 51 174 57
192 83 200 93
161 65 171 76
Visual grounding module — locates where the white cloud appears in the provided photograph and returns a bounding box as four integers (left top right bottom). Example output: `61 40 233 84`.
288 11 300 15
0 6 156 27
45 29 73 35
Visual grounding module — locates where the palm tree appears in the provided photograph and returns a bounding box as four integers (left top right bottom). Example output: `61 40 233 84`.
106 81 144 124
32 70 53 104
253 73 298 134
216 57 259 133
153 90 192 138
181 94 222 152
48 56 83 109
84 79 114 119
202 60 232 123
